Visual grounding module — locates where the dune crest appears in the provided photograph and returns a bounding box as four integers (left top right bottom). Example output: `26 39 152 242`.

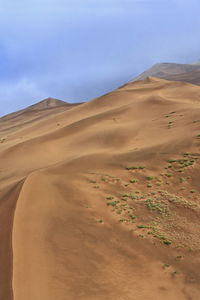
25 97 68 110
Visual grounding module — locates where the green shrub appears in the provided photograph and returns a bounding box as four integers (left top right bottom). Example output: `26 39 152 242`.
126 166 145 170
107 201 120 206
137 224 149 229
119 218 130 223
106 196 114 200
180 177 185 183
146 176 155 181
96 219 103 223
190 189 197 193
165 173 173 177
128 213 137 220
147 184 153 188
122 193 129 197
163 240 172 245
168 159 177 163
130 178 139 183
90 180 96 183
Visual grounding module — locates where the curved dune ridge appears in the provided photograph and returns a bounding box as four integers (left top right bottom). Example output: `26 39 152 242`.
1 77 200 300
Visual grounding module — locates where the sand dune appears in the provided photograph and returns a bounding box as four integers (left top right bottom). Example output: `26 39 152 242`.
0 98 81 136
1 77 200 299
132 62 200 86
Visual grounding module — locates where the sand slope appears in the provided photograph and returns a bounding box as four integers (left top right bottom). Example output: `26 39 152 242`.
1 78 200 300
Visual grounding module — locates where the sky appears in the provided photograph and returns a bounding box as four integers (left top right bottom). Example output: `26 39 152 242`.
0 0 200 116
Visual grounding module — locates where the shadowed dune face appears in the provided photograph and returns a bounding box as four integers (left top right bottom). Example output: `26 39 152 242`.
1 78 200 299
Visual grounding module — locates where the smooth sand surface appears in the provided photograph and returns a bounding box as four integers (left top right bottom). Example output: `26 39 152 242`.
1 77 200 300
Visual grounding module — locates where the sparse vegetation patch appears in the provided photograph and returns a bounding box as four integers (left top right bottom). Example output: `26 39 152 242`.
126 166 145 170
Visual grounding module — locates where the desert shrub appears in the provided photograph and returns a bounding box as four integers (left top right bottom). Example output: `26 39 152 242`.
168 159 177 163
130 178 138 183
107 201 120 206
163 240 172 245
146 176 155 180
126 166 145 170
106 196 114 200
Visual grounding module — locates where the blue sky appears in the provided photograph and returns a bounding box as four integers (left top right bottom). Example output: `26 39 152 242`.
0 0 200 116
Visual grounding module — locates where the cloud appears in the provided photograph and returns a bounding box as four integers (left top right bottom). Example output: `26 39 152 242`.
0 78 47 115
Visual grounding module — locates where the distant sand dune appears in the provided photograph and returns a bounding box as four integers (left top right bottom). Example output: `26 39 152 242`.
131 62 200 86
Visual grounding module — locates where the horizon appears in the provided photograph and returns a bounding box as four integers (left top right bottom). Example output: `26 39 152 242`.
1 59 199 117
0 0 200 116
1 58 200 117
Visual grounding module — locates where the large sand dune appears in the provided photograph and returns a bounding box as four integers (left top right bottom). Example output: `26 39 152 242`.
0 77 200 299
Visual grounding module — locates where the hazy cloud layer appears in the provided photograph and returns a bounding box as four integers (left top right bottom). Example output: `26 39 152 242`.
0 0 200 115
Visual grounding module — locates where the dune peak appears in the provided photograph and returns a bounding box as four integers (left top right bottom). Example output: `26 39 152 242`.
141 76 161 83
27 97 67 110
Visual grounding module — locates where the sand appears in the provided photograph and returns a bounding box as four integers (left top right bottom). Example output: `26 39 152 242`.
0 77 200 300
